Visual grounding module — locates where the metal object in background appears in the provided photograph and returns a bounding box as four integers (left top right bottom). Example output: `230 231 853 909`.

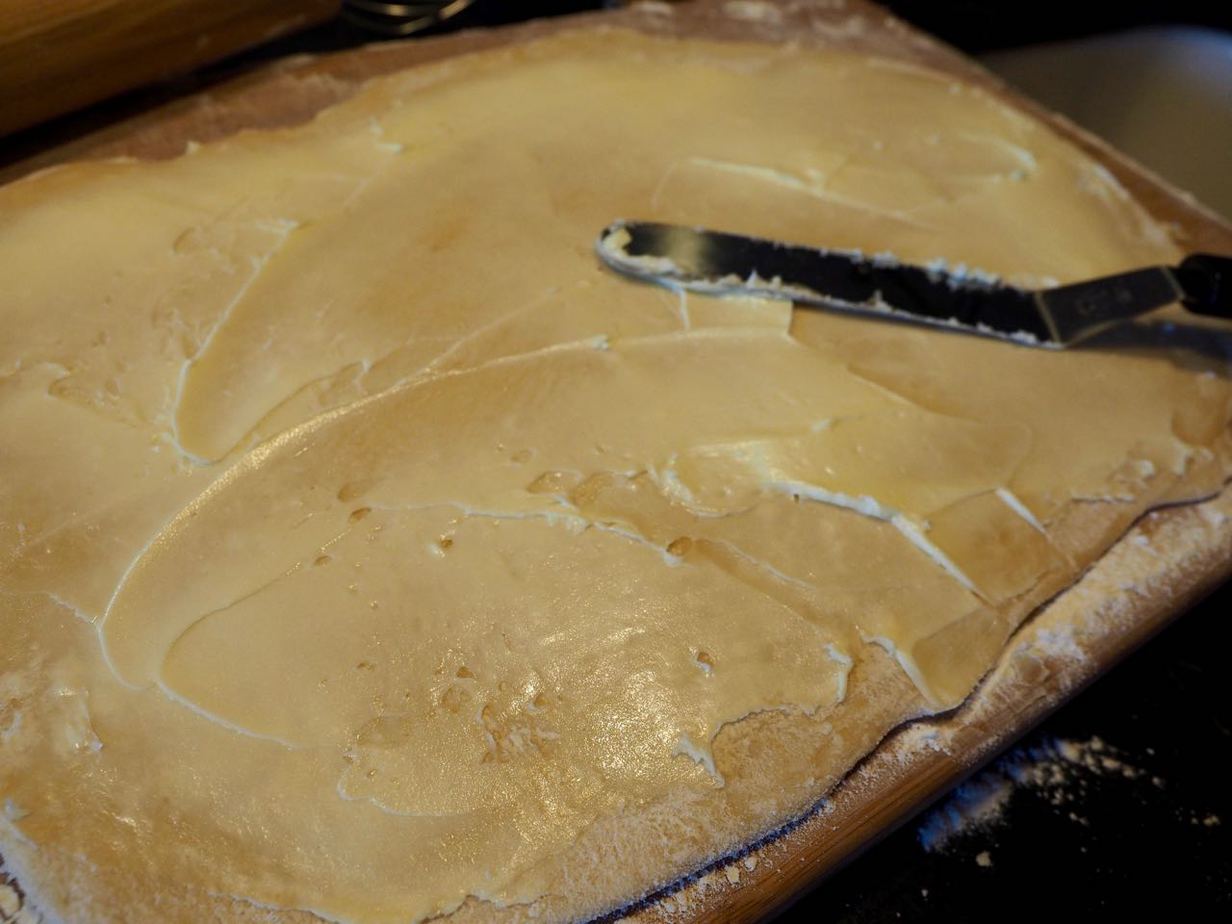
341 0 478 35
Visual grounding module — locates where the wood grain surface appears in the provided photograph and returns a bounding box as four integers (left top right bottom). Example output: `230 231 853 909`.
2 1 1230 921
0 0 339 137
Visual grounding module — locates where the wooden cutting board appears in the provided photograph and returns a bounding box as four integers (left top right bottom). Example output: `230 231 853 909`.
3 1 1231 921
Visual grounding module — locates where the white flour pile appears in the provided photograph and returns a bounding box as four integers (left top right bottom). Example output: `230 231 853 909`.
917 736 1162 852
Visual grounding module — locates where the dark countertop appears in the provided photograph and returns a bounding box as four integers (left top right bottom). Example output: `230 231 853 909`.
782 579 1231 920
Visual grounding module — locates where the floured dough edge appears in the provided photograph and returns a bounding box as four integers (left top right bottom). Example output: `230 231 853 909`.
616 488 1232 923
3 1 1232 922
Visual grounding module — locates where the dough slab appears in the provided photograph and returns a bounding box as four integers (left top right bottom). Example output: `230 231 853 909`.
1 15 1229 924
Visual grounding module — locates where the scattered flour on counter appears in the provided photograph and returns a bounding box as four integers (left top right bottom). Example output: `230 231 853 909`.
918 736 1152 852
916 775 1014 850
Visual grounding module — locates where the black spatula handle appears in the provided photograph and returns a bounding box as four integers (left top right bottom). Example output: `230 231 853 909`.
1177 254 1232 318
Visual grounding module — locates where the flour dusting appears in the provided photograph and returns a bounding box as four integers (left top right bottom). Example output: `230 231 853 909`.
918 736 1152 852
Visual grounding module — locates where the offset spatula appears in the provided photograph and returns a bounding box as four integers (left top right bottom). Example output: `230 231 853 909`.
597 220 1232 348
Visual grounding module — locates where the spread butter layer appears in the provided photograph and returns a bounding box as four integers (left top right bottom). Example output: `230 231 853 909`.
1 27 1230 924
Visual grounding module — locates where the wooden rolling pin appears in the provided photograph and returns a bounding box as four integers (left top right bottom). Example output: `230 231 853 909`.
0 0 340 137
